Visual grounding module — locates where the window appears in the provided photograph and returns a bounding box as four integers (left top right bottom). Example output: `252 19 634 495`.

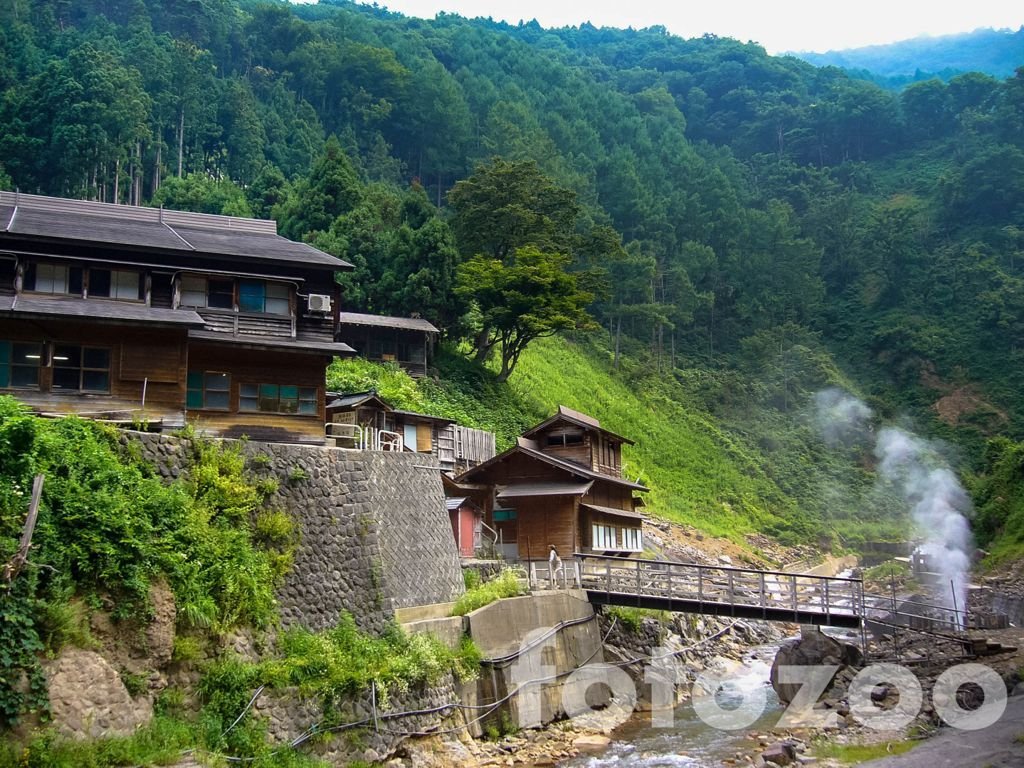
239 383 317 415
546 431 585 447
51 345 109 392
239 281 289 315
0 342 42 388
27 263 70 294
186 371 230 410
180 276 234 309
620 528 642 552
89 269 141 300
592 524 617 550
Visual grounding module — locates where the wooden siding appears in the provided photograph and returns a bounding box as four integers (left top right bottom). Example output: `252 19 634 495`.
0 319 187 425
513 496 575 561
340 325 431 377
187 342 327 443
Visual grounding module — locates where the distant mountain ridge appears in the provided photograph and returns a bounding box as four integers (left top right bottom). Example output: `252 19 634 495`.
790 26 1024 80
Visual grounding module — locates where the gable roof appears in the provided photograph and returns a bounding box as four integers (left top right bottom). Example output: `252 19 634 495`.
0 192 351 271
325 390 393 411
338 312 439 333
521 404 634 445
455 435 648 492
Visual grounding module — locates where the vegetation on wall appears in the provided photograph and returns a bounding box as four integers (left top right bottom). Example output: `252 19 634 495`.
0 397 291 727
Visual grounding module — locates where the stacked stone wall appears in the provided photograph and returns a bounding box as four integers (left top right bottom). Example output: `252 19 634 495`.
124 432 464 633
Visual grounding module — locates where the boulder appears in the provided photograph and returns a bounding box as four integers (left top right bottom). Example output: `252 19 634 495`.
45 647 152 739
762 741 797 766
770 627 863 704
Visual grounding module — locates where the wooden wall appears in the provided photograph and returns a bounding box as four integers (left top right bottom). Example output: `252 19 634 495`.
187 342 327 443
0 319 188 425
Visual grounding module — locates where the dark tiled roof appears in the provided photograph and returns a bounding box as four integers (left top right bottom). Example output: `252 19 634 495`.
1 294 205 327
326 391 393 411
188 329 354 355
338 312 439 333
0 192 352 270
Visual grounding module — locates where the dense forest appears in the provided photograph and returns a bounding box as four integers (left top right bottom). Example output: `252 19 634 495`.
2 0 1024 548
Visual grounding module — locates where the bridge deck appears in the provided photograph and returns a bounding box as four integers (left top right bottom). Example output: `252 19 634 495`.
565 554 864 629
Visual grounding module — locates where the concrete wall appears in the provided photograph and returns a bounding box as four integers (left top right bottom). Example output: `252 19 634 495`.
125 432 464 633
463 590 606 732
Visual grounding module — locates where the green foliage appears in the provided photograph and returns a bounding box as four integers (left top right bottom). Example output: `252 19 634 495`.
605 606 670 635
811 738 918 763
451 569 525 616
456 246 596 381
0 400 292 727
326 358 426 412
0 715 199 768
970 437 1024 564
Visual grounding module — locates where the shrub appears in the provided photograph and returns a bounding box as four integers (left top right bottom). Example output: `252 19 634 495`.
451 569 525 616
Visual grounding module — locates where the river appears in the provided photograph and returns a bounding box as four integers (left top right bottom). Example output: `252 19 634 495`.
559 642 786 767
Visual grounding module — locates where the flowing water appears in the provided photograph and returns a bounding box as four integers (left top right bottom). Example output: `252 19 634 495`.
559 643 785 768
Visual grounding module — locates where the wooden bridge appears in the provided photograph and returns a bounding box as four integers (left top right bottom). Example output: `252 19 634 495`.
537 554 866 629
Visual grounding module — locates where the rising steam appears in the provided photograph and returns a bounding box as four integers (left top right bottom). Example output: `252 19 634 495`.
814 389 973 626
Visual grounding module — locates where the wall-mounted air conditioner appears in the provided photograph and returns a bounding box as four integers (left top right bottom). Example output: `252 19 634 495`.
307 293 333 313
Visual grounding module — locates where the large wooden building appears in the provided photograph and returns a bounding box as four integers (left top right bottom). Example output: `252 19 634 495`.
0 191 354 443
453 406 647 562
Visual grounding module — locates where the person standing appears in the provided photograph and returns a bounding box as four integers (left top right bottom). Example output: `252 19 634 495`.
548 544 563 588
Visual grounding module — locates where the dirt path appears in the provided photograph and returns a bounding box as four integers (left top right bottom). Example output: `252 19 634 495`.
860 692 1024 768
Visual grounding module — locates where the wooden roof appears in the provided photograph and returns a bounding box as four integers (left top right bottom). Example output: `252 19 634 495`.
0 191 351 270
580 503 645 521
521 404 635 445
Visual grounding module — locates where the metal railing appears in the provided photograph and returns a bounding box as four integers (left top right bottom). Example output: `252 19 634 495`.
324 423 405 452
575 554 865 628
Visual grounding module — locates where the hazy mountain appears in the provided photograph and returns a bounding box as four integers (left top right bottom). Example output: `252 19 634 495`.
791 26 1024 80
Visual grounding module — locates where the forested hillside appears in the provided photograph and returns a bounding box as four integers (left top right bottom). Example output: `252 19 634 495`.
2 0 1024 546
794 26 1024 83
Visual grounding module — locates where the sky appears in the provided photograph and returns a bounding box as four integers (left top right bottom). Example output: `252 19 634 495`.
312 0 1024 54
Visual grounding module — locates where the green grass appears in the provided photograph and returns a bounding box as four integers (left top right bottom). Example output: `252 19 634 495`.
451 569 526 616
812 739 918 763
507 336 812 542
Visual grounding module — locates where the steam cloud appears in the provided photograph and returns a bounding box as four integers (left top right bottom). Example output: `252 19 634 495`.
815 389 973 626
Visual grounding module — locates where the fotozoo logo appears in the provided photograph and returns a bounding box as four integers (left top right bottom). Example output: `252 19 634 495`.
508 628 1008 733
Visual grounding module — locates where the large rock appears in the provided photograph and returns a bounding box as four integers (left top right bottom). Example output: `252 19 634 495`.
45 647 152 739
770 627 863 704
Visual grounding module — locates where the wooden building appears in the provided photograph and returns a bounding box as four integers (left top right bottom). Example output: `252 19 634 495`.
337 312 438 377
0 191 354 443
453 406 647 562
325 389 496 473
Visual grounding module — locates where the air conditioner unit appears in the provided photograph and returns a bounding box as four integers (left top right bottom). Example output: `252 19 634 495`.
307 293 333 313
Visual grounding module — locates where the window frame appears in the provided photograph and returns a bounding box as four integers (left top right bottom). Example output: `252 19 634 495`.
51 344 111 393
186 371 231 411
239 382 318 416
0 341 44 389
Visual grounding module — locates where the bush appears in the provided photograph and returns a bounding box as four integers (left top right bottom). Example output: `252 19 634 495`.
0 398 293 727
451 569 525 616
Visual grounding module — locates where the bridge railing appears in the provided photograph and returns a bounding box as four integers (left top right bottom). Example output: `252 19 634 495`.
575 553 864 623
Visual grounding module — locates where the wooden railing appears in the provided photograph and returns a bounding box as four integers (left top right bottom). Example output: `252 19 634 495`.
574 554 865 628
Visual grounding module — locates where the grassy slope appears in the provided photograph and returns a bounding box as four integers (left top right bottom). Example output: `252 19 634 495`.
496 336 804 541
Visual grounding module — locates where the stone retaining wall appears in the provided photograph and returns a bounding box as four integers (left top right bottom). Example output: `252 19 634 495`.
124 432 464 633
